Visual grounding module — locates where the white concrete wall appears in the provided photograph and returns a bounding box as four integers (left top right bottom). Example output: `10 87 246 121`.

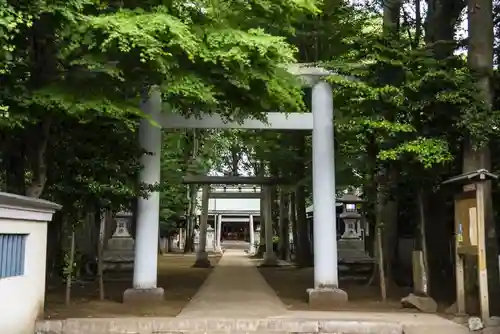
0 193 60 334
195 193 260 214
208 198 260 212
194 185 261 215
0 220 48 334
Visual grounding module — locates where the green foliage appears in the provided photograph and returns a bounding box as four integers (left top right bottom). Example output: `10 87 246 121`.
378 138 452 168
325 35 489 179
159 130 190 226
46 117 141 211
0 0 318 216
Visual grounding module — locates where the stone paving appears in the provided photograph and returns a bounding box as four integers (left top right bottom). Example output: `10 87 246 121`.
280 311 472 334
177 248 287 318
35 245 480 333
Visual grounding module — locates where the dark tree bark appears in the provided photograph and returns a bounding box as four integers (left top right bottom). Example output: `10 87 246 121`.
278 189 290 260
463 0 500 315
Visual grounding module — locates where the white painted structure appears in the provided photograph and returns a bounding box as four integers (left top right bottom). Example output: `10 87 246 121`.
196 185 261 214
195 185 261 254
0 192 61 334
130 91 163 293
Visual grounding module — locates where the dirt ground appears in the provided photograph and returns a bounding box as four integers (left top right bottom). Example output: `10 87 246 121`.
44 253 221 319
258 266 418 312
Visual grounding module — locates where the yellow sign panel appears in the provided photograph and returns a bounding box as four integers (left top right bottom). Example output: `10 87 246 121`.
454 192 478 254
469 207 478 246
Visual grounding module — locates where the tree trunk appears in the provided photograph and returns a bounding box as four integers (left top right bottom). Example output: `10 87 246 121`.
295 183 312 266
417 187 430 296
25 117 52 198
159 236 165 255
184 130 199 253
293 133 312 266
424 0 465 59
3 137 26 195
46 211 64 281
256 162 267 257
231 145 240 175
376 225 387 301
97 209 106 301
165 237 172 254
65 228 76 306
290 192 298 261
278 189 290 260
382 0 402 36
378 0 403 285
374 169 399 287
422 0 464 300
466 0 500 315
184 184 197 253
270 162 280 249
425 189 454 301
257 193 266 257
271 186 279 253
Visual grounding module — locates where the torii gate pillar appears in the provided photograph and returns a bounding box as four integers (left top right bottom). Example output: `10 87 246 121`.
123 87 165 304
307 81 348 306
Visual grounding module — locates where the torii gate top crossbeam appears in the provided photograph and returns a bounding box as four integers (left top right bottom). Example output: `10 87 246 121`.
208 192 262 199
157 64 334 130
183 175 288 185
160 112 313 130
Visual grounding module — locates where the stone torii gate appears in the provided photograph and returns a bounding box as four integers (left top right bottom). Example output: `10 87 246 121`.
187 176 283 267
206 184 262 254
123 65 348 307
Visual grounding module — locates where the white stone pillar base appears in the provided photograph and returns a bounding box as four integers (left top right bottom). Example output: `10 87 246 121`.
307 287 348 308
123 287 164 304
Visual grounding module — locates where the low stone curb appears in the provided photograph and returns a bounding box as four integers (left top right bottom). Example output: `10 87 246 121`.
35 317 403 334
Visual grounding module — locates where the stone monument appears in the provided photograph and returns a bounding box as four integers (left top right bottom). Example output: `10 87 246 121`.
338 205 371 263
178 227 185 249
337 194 372 281
193 228 200 250
206 226 215 251
103 212 135 273
254 225 261 251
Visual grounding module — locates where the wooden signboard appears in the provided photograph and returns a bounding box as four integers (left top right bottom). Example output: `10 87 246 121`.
453 188 489 321
454 191 478 255
444 170 496 321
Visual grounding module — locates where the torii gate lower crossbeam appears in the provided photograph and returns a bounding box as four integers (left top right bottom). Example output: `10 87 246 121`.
123 76 348 307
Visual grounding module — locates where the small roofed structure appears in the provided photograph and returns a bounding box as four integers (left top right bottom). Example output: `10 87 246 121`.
442 168 498 186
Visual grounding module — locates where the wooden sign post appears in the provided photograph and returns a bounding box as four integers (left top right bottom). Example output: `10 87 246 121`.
443 169 498 321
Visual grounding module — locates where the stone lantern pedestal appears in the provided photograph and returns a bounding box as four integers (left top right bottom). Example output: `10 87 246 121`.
103 212 135 273
206 226 215 252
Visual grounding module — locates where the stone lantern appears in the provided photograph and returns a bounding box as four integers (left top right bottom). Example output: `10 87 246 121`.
339 193 364 240
337 193 371 264
254 225 261 249
103 211 135 272
206 226 215 251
